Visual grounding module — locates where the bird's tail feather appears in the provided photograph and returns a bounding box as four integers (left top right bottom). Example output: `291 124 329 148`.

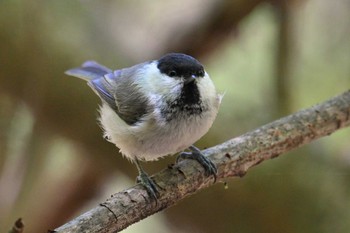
65 61 112 81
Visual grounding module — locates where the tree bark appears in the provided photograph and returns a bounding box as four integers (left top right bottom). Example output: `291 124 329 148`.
53 90 350 233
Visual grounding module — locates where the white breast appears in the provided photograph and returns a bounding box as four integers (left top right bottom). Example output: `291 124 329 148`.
99 103 218 162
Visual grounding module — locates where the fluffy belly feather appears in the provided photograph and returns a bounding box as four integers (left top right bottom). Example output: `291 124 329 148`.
99 103 218 161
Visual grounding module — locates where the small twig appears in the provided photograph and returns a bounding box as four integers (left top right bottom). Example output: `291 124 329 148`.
9 218 24 233
54 90 350 233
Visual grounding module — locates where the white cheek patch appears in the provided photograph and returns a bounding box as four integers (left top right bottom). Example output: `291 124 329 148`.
136 62 184 126
137 62 182 95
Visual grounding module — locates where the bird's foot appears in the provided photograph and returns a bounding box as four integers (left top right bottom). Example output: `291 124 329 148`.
176 145 217 182
136 169 159 200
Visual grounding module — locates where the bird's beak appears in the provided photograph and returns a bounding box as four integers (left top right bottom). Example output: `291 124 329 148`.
184 75 196 85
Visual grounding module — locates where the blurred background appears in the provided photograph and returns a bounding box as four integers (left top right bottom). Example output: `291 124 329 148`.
1 0 350 232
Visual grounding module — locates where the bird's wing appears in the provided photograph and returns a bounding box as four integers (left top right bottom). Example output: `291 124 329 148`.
89 63 150 125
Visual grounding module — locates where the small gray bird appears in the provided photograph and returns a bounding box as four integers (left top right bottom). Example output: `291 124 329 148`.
65 53 221 199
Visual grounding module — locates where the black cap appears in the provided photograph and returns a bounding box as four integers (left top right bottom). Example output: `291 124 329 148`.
157 53 205 79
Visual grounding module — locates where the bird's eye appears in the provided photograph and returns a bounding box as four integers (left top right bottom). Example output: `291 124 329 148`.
168 70 177 77
197 70 205 77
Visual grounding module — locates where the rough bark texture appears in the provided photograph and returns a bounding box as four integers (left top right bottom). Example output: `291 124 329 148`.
54 90 350 233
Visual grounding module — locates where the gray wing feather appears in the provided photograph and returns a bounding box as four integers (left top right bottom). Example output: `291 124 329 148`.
88 63 149 125
66 61 149 125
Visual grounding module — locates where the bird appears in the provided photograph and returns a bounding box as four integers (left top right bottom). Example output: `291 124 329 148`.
65 53 221 199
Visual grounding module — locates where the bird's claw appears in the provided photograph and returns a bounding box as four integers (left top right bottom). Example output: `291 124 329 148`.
177 146 217 182
136 172 159 200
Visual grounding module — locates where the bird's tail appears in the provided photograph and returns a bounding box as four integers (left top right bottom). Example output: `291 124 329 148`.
65 61 112 81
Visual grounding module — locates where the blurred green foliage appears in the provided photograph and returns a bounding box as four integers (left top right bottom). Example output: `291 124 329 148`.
0 0 349 233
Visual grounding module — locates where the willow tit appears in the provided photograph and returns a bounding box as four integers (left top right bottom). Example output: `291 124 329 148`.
65 53 221 199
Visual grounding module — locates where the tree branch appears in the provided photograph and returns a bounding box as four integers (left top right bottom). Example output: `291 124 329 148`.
54 90 350 233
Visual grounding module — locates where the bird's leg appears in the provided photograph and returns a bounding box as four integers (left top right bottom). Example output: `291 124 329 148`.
135 159 159 200
176 145 217 181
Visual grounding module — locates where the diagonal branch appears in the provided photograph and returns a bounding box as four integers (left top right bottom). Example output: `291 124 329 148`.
54 90 350 233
